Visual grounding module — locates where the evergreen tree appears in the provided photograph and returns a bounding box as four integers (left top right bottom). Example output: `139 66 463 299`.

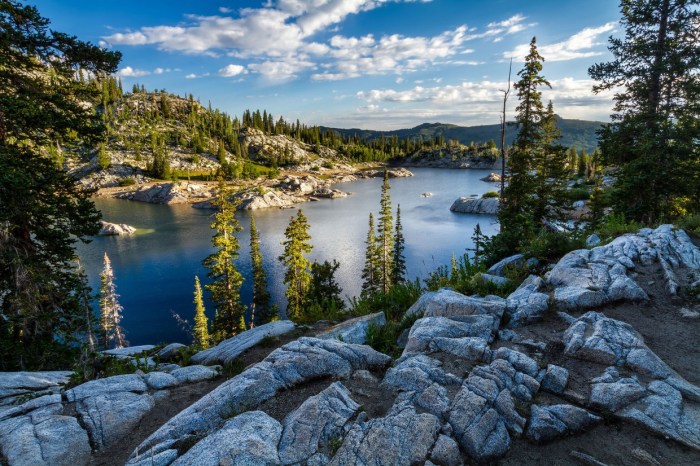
376 170 394 293
496 37 549 254
471 224 484 266
279 210 312 321
392 205 406 284
97 143 110 170
361 213 381 296
100 253 126 350
308 260 344 312
589 0 700 223
0 1 120 369
192 276 210 349
249 216 273 325
203 183 245 341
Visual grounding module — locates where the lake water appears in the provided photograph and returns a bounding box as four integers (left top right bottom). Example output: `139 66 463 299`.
77 168 500 345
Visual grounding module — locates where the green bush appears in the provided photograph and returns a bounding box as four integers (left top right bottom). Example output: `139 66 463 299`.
366 312 421 358
563 187 591 201
525 230 585 262
596 213 642 242
118 177 136 187
350 280 423 322
677 214 700 236
482 190 499 198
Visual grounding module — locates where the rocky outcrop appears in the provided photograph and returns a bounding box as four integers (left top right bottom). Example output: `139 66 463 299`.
403 316 495 357
547 225 700 310
316 312 386 345
122 182 213 205
504 275 550 328
450 196 499 215
190 320 296 366
487 253 537 276
481 172 502 182
129 338 392 463
98 220 136 236
405 288 506 323
360 167 414 178
0 371 72 408
237 189 299 210
526 404 600 443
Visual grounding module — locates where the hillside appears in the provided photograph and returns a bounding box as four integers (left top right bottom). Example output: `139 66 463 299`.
322 116 604 152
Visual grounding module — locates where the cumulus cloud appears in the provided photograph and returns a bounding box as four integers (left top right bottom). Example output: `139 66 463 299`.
218 64 246 77
505 22 616 61
117 66 151 77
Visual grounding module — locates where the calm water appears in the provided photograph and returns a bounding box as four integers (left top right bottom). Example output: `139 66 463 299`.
77 168 500 345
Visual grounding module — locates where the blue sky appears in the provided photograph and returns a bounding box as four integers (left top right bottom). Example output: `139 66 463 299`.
36 0 621 129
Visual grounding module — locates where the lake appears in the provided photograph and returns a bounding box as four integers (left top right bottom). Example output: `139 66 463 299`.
77 168 500 345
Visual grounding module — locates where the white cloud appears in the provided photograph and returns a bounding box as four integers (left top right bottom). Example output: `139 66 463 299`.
185 73 198 79
218 64 247 77
117 66 151 77
247 56 315 81
505 22 616 62
219 6 233 13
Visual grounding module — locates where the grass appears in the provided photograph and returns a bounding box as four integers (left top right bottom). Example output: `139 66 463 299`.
350 280 423 322
366 312 422 358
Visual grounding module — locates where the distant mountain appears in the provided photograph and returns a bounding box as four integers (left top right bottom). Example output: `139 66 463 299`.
322 116 605 152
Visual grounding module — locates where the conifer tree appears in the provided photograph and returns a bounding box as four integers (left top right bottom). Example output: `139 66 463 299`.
392 205 406 284
249 216 273 325
308 260 344 312
192 276 210 349
376 170 394 293
203 182 245 341
100 253 126 349
279 210 312 321
496 37 549 254
589 0 700 222
361 213 380 296
471 224 484 266
0 1 120 369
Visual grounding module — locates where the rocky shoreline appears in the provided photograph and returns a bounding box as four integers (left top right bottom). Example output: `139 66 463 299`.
2 225 699 465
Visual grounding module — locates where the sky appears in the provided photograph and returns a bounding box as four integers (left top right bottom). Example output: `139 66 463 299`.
36 0 622 130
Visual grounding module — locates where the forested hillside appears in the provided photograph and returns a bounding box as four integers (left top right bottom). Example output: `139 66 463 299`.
322 116 604 152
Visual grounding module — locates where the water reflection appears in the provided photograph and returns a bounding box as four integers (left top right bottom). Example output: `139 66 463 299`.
77 168 500 344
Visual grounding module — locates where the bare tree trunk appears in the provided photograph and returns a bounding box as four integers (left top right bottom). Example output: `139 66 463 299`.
500 59 513 199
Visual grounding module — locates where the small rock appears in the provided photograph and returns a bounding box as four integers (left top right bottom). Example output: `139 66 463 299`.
155 343 186 361
680 307 700 318
585 233 601 247
542 365 569 394
170 365 219 384
526 404 600 443
430 434 463 466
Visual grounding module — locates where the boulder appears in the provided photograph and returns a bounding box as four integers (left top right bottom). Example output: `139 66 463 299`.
98 220 136 236
541 364 569 394
170 365 219 384
327 402 440 466
144 372 178 390
0 371 72 406
481 172 502 182
129 338 392 462
76 392 155 449
487 253 537 277
448 349 540 461
316 312 386 345
403 316 496 355
472 273 511 287
0 409 91 466
171 411 282 466
155 342 186 361
450 197 499 215
237 189 298 210
191 320 296 366
130 183 193 204
526 404 600 443
505 275 550 328
278 382 359 464
430 434 463 466
405 288 506 323
586 233 601 247
103 345 155 357
563 312 700 401
65 374 147 403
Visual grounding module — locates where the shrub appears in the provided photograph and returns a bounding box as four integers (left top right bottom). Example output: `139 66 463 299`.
118 177 136 187
677 213 700 236
366 312 421 358
482 190 499 198
350 280 422 322
525 230 585 263
596 213 642 242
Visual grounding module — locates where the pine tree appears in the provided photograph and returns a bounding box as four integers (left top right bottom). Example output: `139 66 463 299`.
203 182 245 341
100 253 126 349
376 170 394 293
471 224 484 266
361 213 381 296
308 260 344 312
279 210 312 321
496 37 549 255
249 216 273 325
0 1 120 369
192 276 210 349
589 0 700 223
392 205 406 284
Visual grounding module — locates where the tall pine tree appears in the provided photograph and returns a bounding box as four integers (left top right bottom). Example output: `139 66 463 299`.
192 276 210 349
100 253 126 350
203 182 245 341
392 205 406 284
361 213 381 296
376 170 394 293
0 1 120 369
279 210 312 321
589 0 700 223
249 216 273 325
496 37 549 254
